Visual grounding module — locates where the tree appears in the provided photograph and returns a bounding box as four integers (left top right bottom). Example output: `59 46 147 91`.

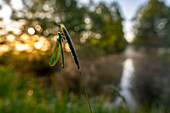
10 0 86 40
133 0 170 48
0 0 126 55
87 2 127 54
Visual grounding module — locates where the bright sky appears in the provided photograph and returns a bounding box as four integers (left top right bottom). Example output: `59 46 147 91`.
117 0 149 42
0 0 23 24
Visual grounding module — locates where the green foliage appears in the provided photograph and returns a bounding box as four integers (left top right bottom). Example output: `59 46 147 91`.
0 65 168 113
0 65 86 113
109 85 126 103
87 2 127 54
133 0 170 48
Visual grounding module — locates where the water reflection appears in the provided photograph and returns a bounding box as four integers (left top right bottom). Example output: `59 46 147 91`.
115 58 137 110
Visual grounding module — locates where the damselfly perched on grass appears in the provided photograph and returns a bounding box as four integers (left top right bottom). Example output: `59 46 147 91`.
49 24 93 113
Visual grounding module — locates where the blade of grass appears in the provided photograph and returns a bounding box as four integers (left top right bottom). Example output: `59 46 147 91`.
79 69 93 113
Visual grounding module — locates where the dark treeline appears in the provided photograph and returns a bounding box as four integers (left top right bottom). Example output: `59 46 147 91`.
133 0 170 49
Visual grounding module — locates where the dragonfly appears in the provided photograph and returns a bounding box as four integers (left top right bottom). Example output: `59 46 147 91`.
49 24 93 113
49 24 80 70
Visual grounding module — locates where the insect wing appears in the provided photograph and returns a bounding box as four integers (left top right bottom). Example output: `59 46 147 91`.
49 37 61 66
59 36 64 68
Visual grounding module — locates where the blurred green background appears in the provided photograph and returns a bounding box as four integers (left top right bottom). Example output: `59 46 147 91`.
0 0 169 113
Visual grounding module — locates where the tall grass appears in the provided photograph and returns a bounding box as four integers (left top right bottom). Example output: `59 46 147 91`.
0 65 168 113
0 65 108 113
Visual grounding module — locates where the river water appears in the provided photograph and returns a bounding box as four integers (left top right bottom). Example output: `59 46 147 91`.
113 46 170 110
58 46 170 110
115 58 137 110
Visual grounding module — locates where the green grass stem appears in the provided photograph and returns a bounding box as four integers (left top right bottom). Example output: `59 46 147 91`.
79 69 93 113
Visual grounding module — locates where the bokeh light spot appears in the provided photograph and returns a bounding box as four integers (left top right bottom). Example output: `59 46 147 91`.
27 90 34 96
65 43 71 52
0 45 10 53
28 27 35 35
16 44 25 51
34 42 42 49
7 34 15 42
21 34 29 41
